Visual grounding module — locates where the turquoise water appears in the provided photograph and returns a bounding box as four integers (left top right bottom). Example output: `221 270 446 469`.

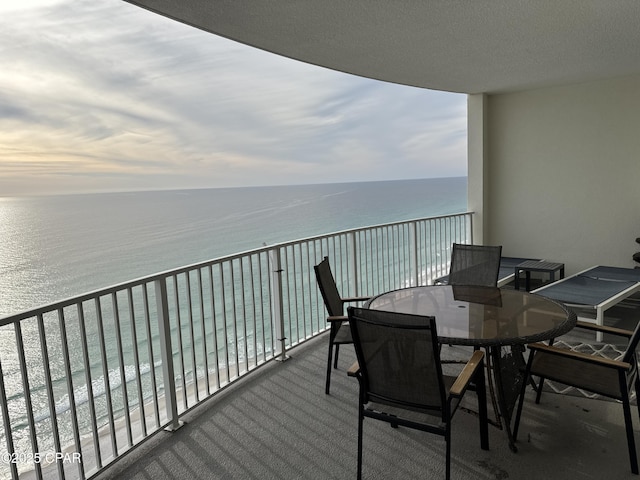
0 177 467 471
0 178 466 317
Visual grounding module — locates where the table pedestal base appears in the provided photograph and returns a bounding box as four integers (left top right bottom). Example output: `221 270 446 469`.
487 344 527 452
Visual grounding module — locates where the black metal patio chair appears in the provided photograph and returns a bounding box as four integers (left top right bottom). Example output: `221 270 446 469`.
314 256 369 394
514 320 640 474
347 307 489 480
447 243 502 287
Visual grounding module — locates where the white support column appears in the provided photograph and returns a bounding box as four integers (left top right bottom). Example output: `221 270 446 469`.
468 93 489 245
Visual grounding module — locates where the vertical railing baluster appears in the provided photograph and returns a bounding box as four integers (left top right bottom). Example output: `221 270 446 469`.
305 242 314 335
439 218 445 277
155 278 181 432
391 225 398 288
220 263 231 383
185 272 198 403
0 356 18 480
230 260 240 376
58 309 84 478
364 230 371 294
197 268 211 397
428 220 433 281
304 242 317 336
259 252 268 363
239 257 249 372
15 321 42 479
348 231 358 296
248 255 258 368
208 264 221 389
128 287 147 438
295 244 305 341
95 296 118 459
142 284 161 429
112 292 133 448
411 221 419 286
37 312 64 480
171 275 187 410
77 302 101 469
392 225 397 287
284 247 293 351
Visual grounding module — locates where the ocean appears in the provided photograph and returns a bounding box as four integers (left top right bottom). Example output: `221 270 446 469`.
0 177 466 474
0 177 467 318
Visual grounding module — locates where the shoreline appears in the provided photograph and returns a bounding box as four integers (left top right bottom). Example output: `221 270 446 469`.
17 359 252 480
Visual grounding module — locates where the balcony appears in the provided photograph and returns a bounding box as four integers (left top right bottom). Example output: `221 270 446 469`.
2 212 639 479
4 3 640 478
3 211 639 479
1 213 472 479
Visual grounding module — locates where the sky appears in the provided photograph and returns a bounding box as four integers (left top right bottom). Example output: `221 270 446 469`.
0 0 467 197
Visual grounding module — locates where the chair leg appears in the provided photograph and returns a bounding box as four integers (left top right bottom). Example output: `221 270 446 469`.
334 344 340 368
635 378 640 421
325 324 340 394
531 340 555 402
513 355 535 441
622 395 639 474
445 422 451 480
513 384 526 441
357 406 364 480
325 345 334 395
389 414 399 428
475 365 490 450
534 377 545 404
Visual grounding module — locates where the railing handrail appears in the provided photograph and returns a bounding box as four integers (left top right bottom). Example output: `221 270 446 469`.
0 211 473 480
0 211 470 326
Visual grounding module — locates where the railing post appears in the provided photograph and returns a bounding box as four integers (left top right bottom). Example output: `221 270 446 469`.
269 248 289 362
155 278 183 431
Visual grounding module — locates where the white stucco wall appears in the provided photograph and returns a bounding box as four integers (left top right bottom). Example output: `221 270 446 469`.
472 74 640 274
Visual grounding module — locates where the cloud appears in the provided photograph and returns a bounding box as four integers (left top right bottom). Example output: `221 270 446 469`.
0 0 467 196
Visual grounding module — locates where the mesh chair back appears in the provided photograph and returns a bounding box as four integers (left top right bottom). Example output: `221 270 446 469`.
348 307 446 417
314 257 343 316
448 243 502 287
622 320 640 389
623 320 640 364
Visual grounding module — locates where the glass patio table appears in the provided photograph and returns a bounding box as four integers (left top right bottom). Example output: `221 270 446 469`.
365 285 576 451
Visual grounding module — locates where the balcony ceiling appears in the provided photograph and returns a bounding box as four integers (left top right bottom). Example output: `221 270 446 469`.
124 0 640 94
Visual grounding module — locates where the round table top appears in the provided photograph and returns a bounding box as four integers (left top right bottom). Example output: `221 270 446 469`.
365 285 576 347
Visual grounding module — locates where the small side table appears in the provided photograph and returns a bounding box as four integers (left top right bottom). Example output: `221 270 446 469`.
514 260 565 291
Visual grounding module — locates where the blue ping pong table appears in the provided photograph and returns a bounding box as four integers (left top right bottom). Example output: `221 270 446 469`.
532 266 640 341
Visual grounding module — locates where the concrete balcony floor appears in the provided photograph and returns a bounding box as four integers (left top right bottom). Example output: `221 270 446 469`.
93 304 640 480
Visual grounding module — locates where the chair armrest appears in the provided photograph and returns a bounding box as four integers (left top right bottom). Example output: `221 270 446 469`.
574 321 633 338
342 296 371 303
347 361 360 377
528 342 632 371
327 315 348 323
450 350 485 397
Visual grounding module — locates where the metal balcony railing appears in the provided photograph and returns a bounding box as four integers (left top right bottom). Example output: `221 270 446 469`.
0 212 472 479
